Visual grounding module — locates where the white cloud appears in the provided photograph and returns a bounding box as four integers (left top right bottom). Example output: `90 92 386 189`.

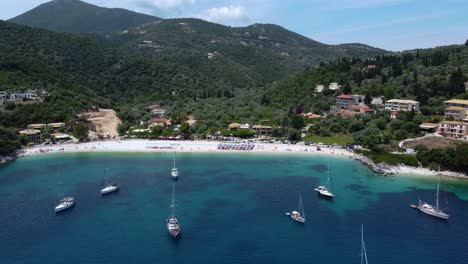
200 5 249 25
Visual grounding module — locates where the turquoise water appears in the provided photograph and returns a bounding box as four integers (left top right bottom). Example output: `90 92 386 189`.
1 153 468 263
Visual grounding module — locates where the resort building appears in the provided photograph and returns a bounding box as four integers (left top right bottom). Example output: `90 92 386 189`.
27 124 47 130
187 119 197 128
228 123 241 130
47 123 66 131
437 121 468 139
147 104 167 117
19 129 42 143
315 85 324 93
252 125 273 136
302 112 322 119
420 123 439 133
149 118 171 128
328 82 341 90
384 99 420 112
51 133 72 141
444 107 468 120
443 99 468 109
443 99 468 120
336 94 357 109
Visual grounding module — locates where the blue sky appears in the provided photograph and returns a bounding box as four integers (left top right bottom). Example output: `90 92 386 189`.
1 0 467 51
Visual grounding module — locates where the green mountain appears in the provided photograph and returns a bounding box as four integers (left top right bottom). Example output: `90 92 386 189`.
9 0 160 33
104 19 385 80
9 0 384 80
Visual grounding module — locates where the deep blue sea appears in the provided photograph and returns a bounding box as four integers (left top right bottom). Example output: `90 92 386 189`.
1 152 468 264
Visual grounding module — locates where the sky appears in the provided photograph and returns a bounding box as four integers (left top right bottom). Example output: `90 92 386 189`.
0 0 467 51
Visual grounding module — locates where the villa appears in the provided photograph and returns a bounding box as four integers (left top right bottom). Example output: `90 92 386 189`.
19 129 42 143
437 121 468 139
252 125 273 136
443 99 468 120
384 99 420 112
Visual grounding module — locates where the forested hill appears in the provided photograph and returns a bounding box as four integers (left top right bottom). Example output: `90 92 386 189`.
9 0 160 33
8 0 385 80
269 44 468 114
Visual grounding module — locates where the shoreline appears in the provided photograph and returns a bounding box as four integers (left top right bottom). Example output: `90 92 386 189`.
17 139 467 179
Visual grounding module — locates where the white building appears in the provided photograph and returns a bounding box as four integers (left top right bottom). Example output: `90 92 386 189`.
384 99 420 112
328 82 341 91
315 85 324 93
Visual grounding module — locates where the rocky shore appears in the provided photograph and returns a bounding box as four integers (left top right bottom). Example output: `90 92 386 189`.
0 154 16 167
353 153 468 179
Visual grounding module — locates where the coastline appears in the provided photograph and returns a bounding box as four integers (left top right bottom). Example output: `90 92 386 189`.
18 139 467 179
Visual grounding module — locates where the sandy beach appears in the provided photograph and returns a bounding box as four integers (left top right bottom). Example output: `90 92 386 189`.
19 139 467 179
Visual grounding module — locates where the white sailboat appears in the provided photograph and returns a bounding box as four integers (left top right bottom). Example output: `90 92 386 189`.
361 224 369 264
171 152 179 180
417 168 449 220
314 161 335 199
167 183 181 238
100 168 119 195
288 195 306 223
55 192 75 213
54 172 75 213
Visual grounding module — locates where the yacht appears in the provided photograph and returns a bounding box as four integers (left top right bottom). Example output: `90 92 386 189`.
289 195 305 223
167 183 181 237
55 197 75 213
314 161 335 199
100 168 119 195
101 183 119 195
417 169 449 220
171 153 179 180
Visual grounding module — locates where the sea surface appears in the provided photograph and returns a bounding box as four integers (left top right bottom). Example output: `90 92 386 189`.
1 152 468 264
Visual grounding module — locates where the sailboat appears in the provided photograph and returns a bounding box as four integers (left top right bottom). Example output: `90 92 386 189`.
171 152 179 180
167 183 181 238
417 168 449 220
314 161 335 199
287 195 306 223
54 171 75 213
361 224 369 264
55 195 75 213
100 168 119 195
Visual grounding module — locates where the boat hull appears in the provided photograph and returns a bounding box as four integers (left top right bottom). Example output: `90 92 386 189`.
54 202 75 213
100 186 119 195
418 206 449 220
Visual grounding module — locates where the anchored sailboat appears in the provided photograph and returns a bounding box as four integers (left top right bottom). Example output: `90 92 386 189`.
361 224 369 264
167 183 181 237
100 168 119 195
54 171 75 213
314 161 335 199
171 152 179 180
288 195 306 223
417 168 449 220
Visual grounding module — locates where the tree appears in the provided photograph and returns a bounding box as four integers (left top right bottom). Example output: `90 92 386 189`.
4 101 16 111
151 125 164 137
288 129 301 141
290 115 305 130
0 126 20 155
342 82 352 94
364 93 372 106
73 123 89 141
117 124 127 136
179 122 191 139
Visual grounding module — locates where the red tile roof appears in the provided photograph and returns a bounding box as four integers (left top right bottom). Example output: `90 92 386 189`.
337 94 354 99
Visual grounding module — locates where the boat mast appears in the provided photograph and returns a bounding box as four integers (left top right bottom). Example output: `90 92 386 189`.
172 183 176 218
436 166 440 210
173 152 176 169
299 195 305 219
327 160 331 190
361 224 368 264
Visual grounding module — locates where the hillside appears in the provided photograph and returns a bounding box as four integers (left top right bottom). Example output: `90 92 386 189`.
268 44 468 114
9 0 385 82
9 0 160 33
